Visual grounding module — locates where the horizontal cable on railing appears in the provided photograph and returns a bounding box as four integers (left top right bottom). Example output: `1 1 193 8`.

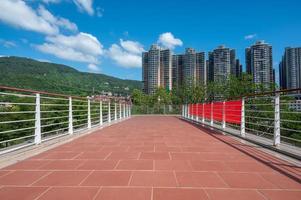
245 127 274 136
41 121 69 128
41 127 69 135
41 116 68 121
245 115 274 121
40 96 69 101
0 134 35 144
245 121 274 128
40 110 69 113
0 91 36 98
40 103 68 107
280 127 301 133
0 111 36 114
0 118 36 124
245 110 274 113
72 114 88 118
0 126 36 134
0 102 36 106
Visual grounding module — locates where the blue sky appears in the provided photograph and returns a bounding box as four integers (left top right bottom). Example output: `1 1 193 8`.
0 0 301 81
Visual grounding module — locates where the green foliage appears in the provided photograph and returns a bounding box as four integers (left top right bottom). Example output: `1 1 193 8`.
0 56 142 96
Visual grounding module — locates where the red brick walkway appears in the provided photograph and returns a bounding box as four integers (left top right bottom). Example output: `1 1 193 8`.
0 116 300 200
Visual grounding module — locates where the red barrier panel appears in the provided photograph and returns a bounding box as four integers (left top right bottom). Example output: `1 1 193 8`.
194 104 198 116
225 100 242 124
197 103 203 117
191 104 195 116
213 102 223 121
204 103 211 119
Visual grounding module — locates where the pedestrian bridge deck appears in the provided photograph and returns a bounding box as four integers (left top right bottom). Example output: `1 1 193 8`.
0 116 300 200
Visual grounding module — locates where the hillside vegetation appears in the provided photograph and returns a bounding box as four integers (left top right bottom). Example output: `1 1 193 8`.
0 56 142 96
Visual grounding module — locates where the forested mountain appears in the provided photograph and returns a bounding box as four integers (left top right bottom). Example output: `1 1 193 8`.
0 56 142 96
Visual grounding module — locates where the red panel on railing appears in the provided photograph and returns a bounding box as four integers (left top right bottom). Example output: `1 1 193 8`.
192 104 197 116
225 100 242 124
194 104 198 116
191 104 196 116
213 102 223 121
204 103 211 119
197 103 203 117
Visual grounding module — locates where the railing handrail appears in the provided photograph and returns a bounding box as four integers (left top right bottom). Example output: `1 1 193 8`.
235 88 301 99
0 85 130 103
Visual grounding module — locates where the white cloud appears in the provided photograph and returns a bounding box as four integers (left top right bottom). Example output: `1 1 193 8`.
107 39 144 68
38 5 78 32
35 32 103 66
73 0 94 15
120 39 145 54
158 32 183 49
42 0 61 3
244 34 257 40
88 63 100 72
0 0 78 35
0 0 58 35
0 39 17 48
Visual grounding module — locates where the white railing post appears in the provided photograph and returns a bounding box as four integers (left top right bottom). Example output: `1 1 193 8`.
34 93 41 144
126 104 129 117
119 102 122 119
210 102 214 126
99 100 103 126
108 101 111 123
222 101 226 129
187 104 191 119
129 104 131 117
68 97 73 135
123 103 126 118
185 104 188 118
241 98 245 137
87 97 91 129
114 102 117 121
196 104 199 122
202 103 205 123
274 93 281 146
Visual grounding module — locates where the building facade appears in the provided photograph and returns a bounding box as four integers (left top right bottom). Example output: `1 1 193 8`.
172 48 206 89
208 45 236 83
245 41 274 87
172 54 184 89
279 47 301 89
142 44 172 94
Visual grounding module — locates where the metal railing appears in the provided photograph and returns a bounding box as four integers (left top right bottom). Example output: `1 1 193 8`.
0 86 131 155
182 88 301 158
131 104 181 115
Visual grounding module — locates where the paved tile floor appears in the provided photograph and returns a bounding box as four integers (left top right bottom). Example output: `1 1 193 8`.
0 116 300 200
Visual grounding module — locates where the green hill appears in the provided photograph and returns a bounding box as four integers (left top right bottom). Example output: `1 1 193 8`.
0 56 142 96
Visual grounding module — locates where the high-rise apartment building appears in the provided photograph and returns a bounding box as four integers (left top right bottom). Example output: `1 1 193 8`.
172 54 184 89
142 44 172 94
279 47 301 89
208 45 236 83
245 41 274 87
172 48 206 88
235 59 242 78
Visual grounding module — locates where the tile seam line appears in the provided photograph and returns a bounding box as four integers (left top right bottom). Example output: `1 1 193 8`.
92 186 102 200
29 171 53 186
78 170 95 186
33 186 52 200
